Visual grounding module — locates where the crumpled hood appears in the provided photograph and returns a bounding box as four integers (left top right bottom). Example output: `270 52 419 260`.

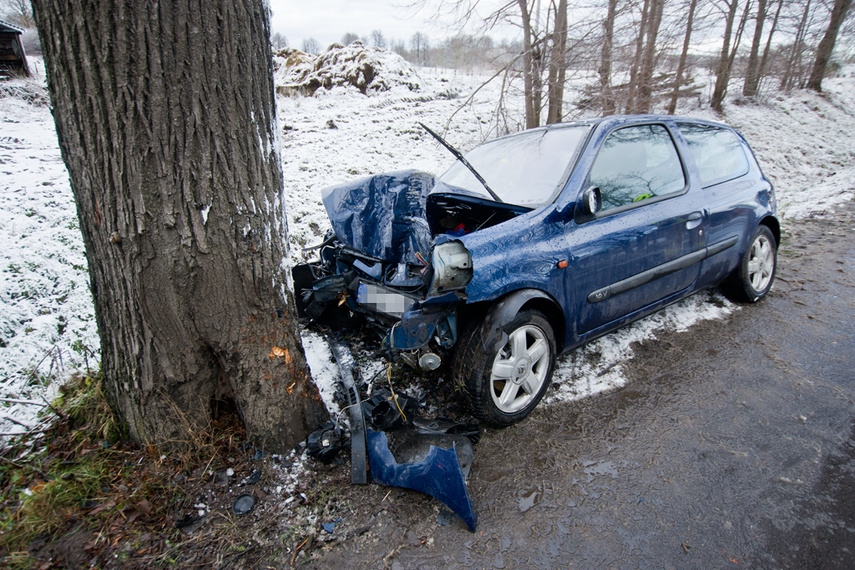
321 169 435 265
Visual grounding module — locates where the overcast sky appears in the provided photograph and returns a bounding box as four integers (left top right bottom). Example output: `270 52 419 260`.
267 0 518 50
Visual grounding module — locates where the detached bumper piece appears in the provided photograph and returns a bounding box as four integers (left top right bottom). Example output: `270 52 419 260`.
366 425 478 532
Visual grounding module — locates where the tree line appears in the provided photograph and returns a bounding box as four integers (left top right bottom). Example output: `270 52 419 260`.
322 0 853 127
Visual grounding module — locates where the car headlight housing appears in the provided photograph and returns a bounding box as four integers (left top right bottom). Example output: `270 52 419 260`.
430 241 473 294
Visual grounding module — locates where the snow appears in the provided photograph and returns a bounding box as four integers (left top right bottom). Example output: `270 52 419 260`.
2 55 854 440
274 42 422 95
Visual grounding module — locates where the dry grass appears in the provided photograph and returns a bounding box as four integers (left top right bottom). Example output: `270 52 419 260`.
0 373 252 568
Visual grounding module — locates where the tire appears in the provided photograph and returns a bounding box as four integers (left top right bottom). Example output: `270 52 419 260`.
453 310 556 426
724 225 777 303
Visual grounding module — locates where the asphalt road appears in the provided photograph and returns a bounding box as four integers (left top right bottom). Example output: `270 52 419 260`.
314 201 855 569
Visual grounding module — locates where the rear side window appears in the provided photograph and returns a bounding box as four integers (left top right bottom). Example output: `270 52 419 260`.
588 124 685 212
679 123 749 187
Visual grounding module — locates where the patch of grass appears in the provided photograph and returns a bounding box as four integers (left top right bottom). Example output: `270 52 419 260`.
0 373 252 568
0 374 125 562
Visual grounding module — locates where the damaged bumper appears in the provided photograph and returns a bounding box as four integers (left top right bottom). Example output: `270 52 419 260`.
367 428 477 531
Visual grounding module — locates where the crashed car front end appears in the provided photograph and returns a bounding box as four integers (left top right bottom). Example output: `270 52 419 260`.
293 169 477 369
294 125 588 372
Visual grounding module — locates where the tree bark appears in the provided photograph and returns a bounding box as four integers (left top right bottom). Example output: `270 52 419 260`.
807 0 853 91
667 0 698 114
743 0 769 96
31 0 327 453
546 0 568 124
599 0 619 116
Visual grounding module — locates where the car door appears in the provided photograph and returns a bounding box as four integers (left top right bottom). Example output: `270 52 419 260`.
676 122 767 288
568 123 708 336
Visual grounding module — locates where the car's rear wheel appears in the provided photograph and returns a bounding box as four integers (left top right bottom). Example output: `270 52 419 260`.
453 310 556 426
724 225 777 302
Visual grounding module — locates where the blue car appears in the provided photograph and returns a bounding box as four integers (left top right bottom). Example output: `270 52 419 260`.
294 115 779 426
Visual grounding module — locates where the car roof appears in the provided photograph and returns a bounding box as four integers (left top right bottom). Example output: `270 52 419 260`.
486 114 736 143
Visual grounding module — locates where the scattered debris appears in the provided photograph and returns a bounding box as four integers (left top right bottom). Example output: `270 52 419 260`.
305 335 480 531
231 494 257 516
321 517 341 534
306 421 345 463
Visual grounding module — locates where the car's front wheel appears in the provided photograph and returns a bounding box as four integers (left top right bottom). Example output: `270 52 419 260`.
453 310 556 426
724 225 777 302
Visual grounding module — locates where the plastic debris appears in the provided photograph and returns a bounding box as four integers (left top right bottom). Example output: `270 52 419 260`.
367 429 477 531
321 517 342 534
232 494 257 516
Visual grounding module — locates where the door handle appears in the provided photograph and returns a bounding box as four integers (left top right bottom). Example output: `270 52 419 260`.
686 212 703 230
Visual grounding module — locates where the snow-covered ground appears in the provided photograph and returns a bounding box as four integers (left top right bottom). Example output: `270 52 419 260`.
2 56 854 441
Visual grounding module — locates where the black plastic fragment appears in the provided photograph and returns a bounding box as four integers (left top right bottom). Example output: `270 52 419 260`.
362 388 419 431
328 339 368 484
306 421 344 463
232 494 257 516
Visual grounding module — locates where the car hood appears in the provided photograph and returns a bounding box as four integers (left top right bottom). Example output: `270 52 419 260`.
322 169 435 265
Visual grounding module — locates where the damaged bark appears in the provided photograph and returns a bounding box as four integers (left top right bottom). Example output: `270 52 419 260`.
32 0 326 452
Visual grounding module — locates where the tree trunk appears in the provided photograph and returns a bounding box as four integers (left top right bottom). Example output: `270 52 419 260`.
636 0 665 113
31 0 327 453
599 0 619 115
667 0 698 114
518 0 539 128
757 0 784 88
727 0 753 72
627 0 651 113
807 0 853 91
711 0 740 113
780 0 812 91
743 0 769 96
546 0 568 124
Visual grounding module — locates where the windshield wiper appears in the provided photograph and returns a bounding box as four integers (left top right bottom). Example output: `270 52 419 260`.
418 122 503 203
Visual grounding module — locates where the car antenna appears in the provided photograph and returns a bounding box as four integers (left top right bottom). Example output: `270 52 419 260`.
418 122 503 203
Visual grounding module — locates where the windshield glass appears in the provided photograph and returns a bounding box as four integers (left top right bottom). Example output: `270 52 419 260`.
434 126 588 207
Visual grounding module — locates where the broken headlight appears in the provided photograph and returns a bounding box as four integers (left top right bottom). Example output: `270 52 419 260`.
430 241 473 294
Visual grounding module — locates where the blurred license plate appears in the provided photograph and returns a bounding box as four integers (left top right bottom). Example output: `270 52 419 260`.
356 282 417 318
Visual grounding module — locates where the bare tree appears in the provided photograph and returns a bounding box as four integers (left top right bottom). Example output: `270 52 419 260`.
410 32 431 66
271 32 289 50
518 0 540 127
302 37 321 55
780 0 814 90
635 0 666 113
667 0 699 114
743 0 769 96
371 29 387 48
756 0 784 89
341 32 360 45
626 0 651 113
599 0 619 115
711 0 751 113
546 0 569 123
807 0 853 90
31 0 327 452
1 0 34 28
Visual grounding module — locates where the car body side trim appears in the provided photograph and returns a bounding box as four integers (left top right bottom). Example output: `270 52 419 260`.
587 236 739 303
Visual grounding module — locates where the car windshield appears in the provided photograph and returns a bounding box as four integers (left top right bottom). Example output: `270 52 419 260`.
434 126 589 207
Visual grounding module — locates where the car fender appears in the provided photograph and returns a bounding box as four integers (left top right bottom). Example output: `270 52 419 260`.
478 289 558 353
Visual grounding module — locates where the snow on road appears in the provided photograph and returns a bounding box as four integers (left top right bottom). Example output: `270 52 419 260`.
2 59 854 439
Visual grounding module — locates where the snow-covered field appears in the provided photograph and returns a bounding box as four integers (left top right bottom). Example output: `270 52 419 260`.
2 56 854 440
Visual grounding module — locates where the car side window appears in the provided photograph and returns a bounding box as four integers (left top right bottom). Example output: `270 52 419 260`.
588 124 685 211
678 123 749 187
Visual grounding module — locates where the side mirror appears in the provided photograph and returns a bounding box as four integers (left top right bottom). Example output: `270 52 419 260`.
580 186 602 216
